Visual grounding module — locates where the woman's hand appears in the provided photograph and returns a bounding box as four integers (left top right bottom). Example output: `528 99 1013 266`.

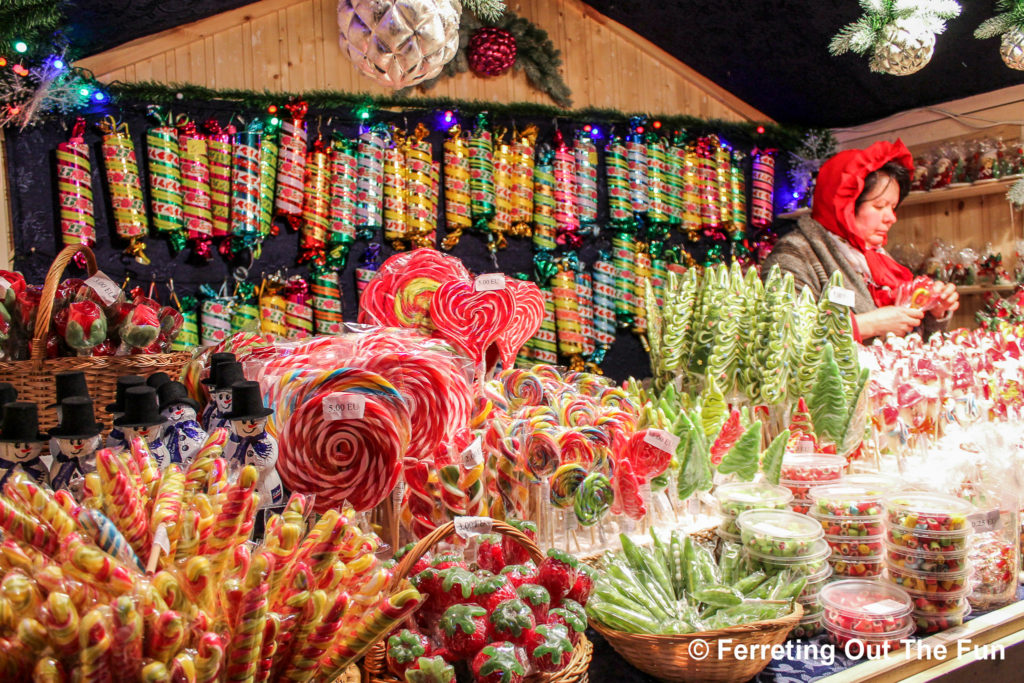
929 281 959 319
855 306 926 339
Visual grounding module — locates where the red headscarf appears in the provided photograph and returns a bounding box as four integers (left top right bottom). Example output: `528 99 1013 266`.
811 139 915 307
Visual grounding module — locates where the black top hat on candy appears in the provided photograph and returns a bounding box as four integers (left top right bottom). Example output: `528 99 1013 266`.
146 372 172 390
223 381 273 420
49 397 101 440
158 381 201 413
0 382 17 407
0 402 46 443
106 375 145 413
113 386 165 429
211 362 246 392
201 352 238 386
48 371 90 409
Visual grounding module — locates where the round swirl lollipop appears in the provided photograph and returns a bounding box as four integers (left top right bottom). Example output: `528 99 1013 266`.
558 428 594 466
574 472 614 526
624 429 674 482
430 280 514 365
499 368 546 408
548 463 586 509
518 427 560 484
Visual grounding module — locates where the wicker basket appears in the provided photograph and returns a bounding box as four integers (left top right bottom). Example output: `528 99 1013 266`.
590 602 803 683
364 519 592 683
0 244 194 431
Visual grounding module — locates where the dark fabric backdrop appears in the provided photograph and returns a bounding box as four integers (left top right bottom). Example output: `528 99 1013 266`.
4 97 791 381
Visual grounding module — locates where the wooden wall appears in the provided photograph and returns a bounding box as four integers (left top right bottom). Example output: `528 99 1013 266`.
834 85 1024 329
74 0 768 122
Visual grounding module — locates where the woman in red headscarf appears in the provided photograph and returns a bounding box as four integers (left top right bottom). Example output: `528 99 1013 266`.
761 139 957 340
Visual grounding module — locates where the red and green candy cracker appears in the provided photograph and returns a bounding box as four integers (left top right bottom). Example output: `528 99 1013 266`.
146 117 184 236
99 117 149 263
57 118 95 253
204 119 233 238
230 126 262 253
176 118 214 257
328 136 358 249
604 137 631 224
259 124 279 238
274 100 308 228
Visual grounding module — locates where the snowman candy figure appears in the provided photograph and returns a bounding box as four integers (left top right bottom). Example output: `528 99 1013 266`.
106 375 146 448
48 371 91 461
200 352 237 427
204 361 246 433
158 381 208 466
0 402 50 487
113 386 172 469
223 381 283 509
49 397 102 494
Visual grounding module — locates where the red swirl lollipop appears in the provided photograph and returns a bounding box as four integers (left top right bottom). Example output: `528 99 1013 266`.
429 280 514 365
611 457 646 520
623 429 674 482
494 278 544 370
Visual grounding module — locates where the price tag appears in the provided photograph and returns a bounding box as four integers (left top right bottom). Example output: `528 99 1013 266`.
462 437 484 468
391 480 406 507
153 524 171 555
0 276 10 299
828 286 856 308
644 428 680 454
454 516 493 539
323 393 366 421
474 273 506 291
967 509 1002 533
863 598 907 615
85 272 121 306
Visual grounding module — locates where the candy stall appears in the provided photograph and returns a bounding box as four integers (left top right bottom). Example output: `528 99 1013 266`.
2 1 1024 681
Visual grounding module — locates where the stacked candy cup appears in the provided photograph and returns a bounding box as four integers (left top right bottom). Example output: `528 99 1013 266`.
820 580 914 653
780 452 846 514
882 491 976 634
810 484 886 578
713 481 793 542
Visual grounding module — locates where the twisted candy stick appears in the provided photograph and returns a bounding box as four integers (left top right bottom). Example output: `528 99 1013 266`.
403 462 439 538
74 508 143 571
574 472 614 526
152 571 186 612
4 471 78 537
146 610 185 664
225 553 270 682
62 534 135 596
0 497 59 555
202 465 257 567
104 469 151 559
184 429 229 497
254 611 281 683
284 591 349 681
276 588 327 680
150 465 185 557
437 462 468 520
128 438 160 509
195 632 225 683
109 595 143 683
78 607 112 683
171 653 197 683
40 591 79 659
140 662 169 682
33 657 64 683
181 556 215 613
263 523 302 606
319 587 422 679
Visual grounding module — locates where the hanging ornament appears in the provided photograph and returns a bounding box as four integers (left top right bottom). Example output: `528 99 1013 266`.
632 247 651 337
441 124 472 250
176 117 214 261
299 136 331 265
170 294 199 351
275 101 308 230
356 125 387 241
751 149 776 229
404 123 438 248
56 118 95 262
468 26 517 76
574 259 595 359
645 132 671 256
510 125 536 234
204 120 233 240
695 136 721 233
355 243 382 302
605 135 632 231
680 141 702 241
328 135 358 268
612 233 636 329
626 117 649 215
383 127 409 249
532 288 558 365
337 0 462 88
199 284 233 347
98 116 149 264
714 137 733 231
830 1 962 76
552 255 584 370
228 121 264 258
729 149 748 240
145 108 185 250
974 4 1024 71
490 127 515 248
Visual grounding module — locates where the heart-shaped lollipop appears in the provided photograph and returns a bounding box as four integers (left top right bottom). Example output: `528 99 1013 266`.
429 279 514 364
494 278 545 370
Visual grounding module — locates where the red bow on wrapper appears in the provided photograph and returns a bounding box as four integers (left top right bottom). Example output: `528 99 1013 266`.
811 140 916 308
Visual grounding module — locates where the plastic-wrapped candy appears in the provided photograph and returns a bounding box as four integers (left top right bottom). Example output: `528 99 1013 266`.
553 130 581 249
158 304 184 352
383 127 409 249
441 125 472 250
328 135 358 268
469 113 495 232
120 304 162 353
204 119 233 239
229 121 264 257
511 125 538 234
299 136 331 265
176 117 214 260
146 108 185 249
404 123 437 248
98 116 149 264
58 300 107 356
356 124 387 240
274 100 309 230
56 118 96 261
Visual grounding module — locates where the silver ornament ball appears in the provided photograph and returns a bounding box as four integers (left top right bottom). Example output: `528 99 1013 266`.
337 0 462 89
870 21 935 76
1001 28 1024 71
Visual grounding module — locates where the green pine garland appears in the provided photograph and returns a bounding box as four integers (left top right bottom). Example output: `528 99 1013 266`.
0 0 64 59
411 9 572 108
107 81 806 151
975 0 1024 39
829 0 961 57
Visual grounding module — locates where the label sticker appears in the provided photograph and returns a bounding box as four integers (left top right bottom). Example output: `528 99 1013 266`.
323 393 366 420
153 524 170 555
474 273 506 291
85 272 121 306
391 480 406 507
828 286 856 308
644 428 681 454
462 437 484 468
863 598 907 615
0 276 10 298
967 509 1002 533
454 516 493 539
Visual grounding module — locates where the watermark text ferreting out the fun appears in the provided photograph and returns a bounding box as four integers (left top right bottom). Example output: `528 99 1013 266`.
687 637 1006 667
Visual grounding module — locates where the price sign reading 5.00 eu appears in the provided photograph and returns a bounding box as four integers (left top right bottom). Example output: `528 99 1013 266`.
323 393 366 421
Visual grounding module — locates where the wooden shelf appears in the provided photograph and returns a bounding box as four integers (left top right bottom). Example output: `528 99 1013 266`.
957 283 1019 295
776 176 1020 220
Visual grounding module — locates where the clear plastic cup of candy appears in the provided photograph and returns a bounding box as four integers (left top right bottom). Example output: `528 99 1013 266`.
737 508 824 558
714 481 793 535
825 533 885 557
885 542 970 573
746 540 832 578
789 498 813 515
831 554 885 578
901 584 973 614
825 619 914 654
843 472 903 493
800 564 833 599
780 453 846 485
884 524 973 553
814 512 884 537
884 562 974 595
968 531 1018 611
883 491 974 533
716 526 741 545
820 579 914 646
798 593 824 619
790 613 825 639
913 599 970 634
810 484 885 519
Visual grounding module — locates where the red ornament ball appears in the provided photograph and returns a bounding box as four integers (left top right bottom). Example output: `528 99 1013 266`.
468 27 518 77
